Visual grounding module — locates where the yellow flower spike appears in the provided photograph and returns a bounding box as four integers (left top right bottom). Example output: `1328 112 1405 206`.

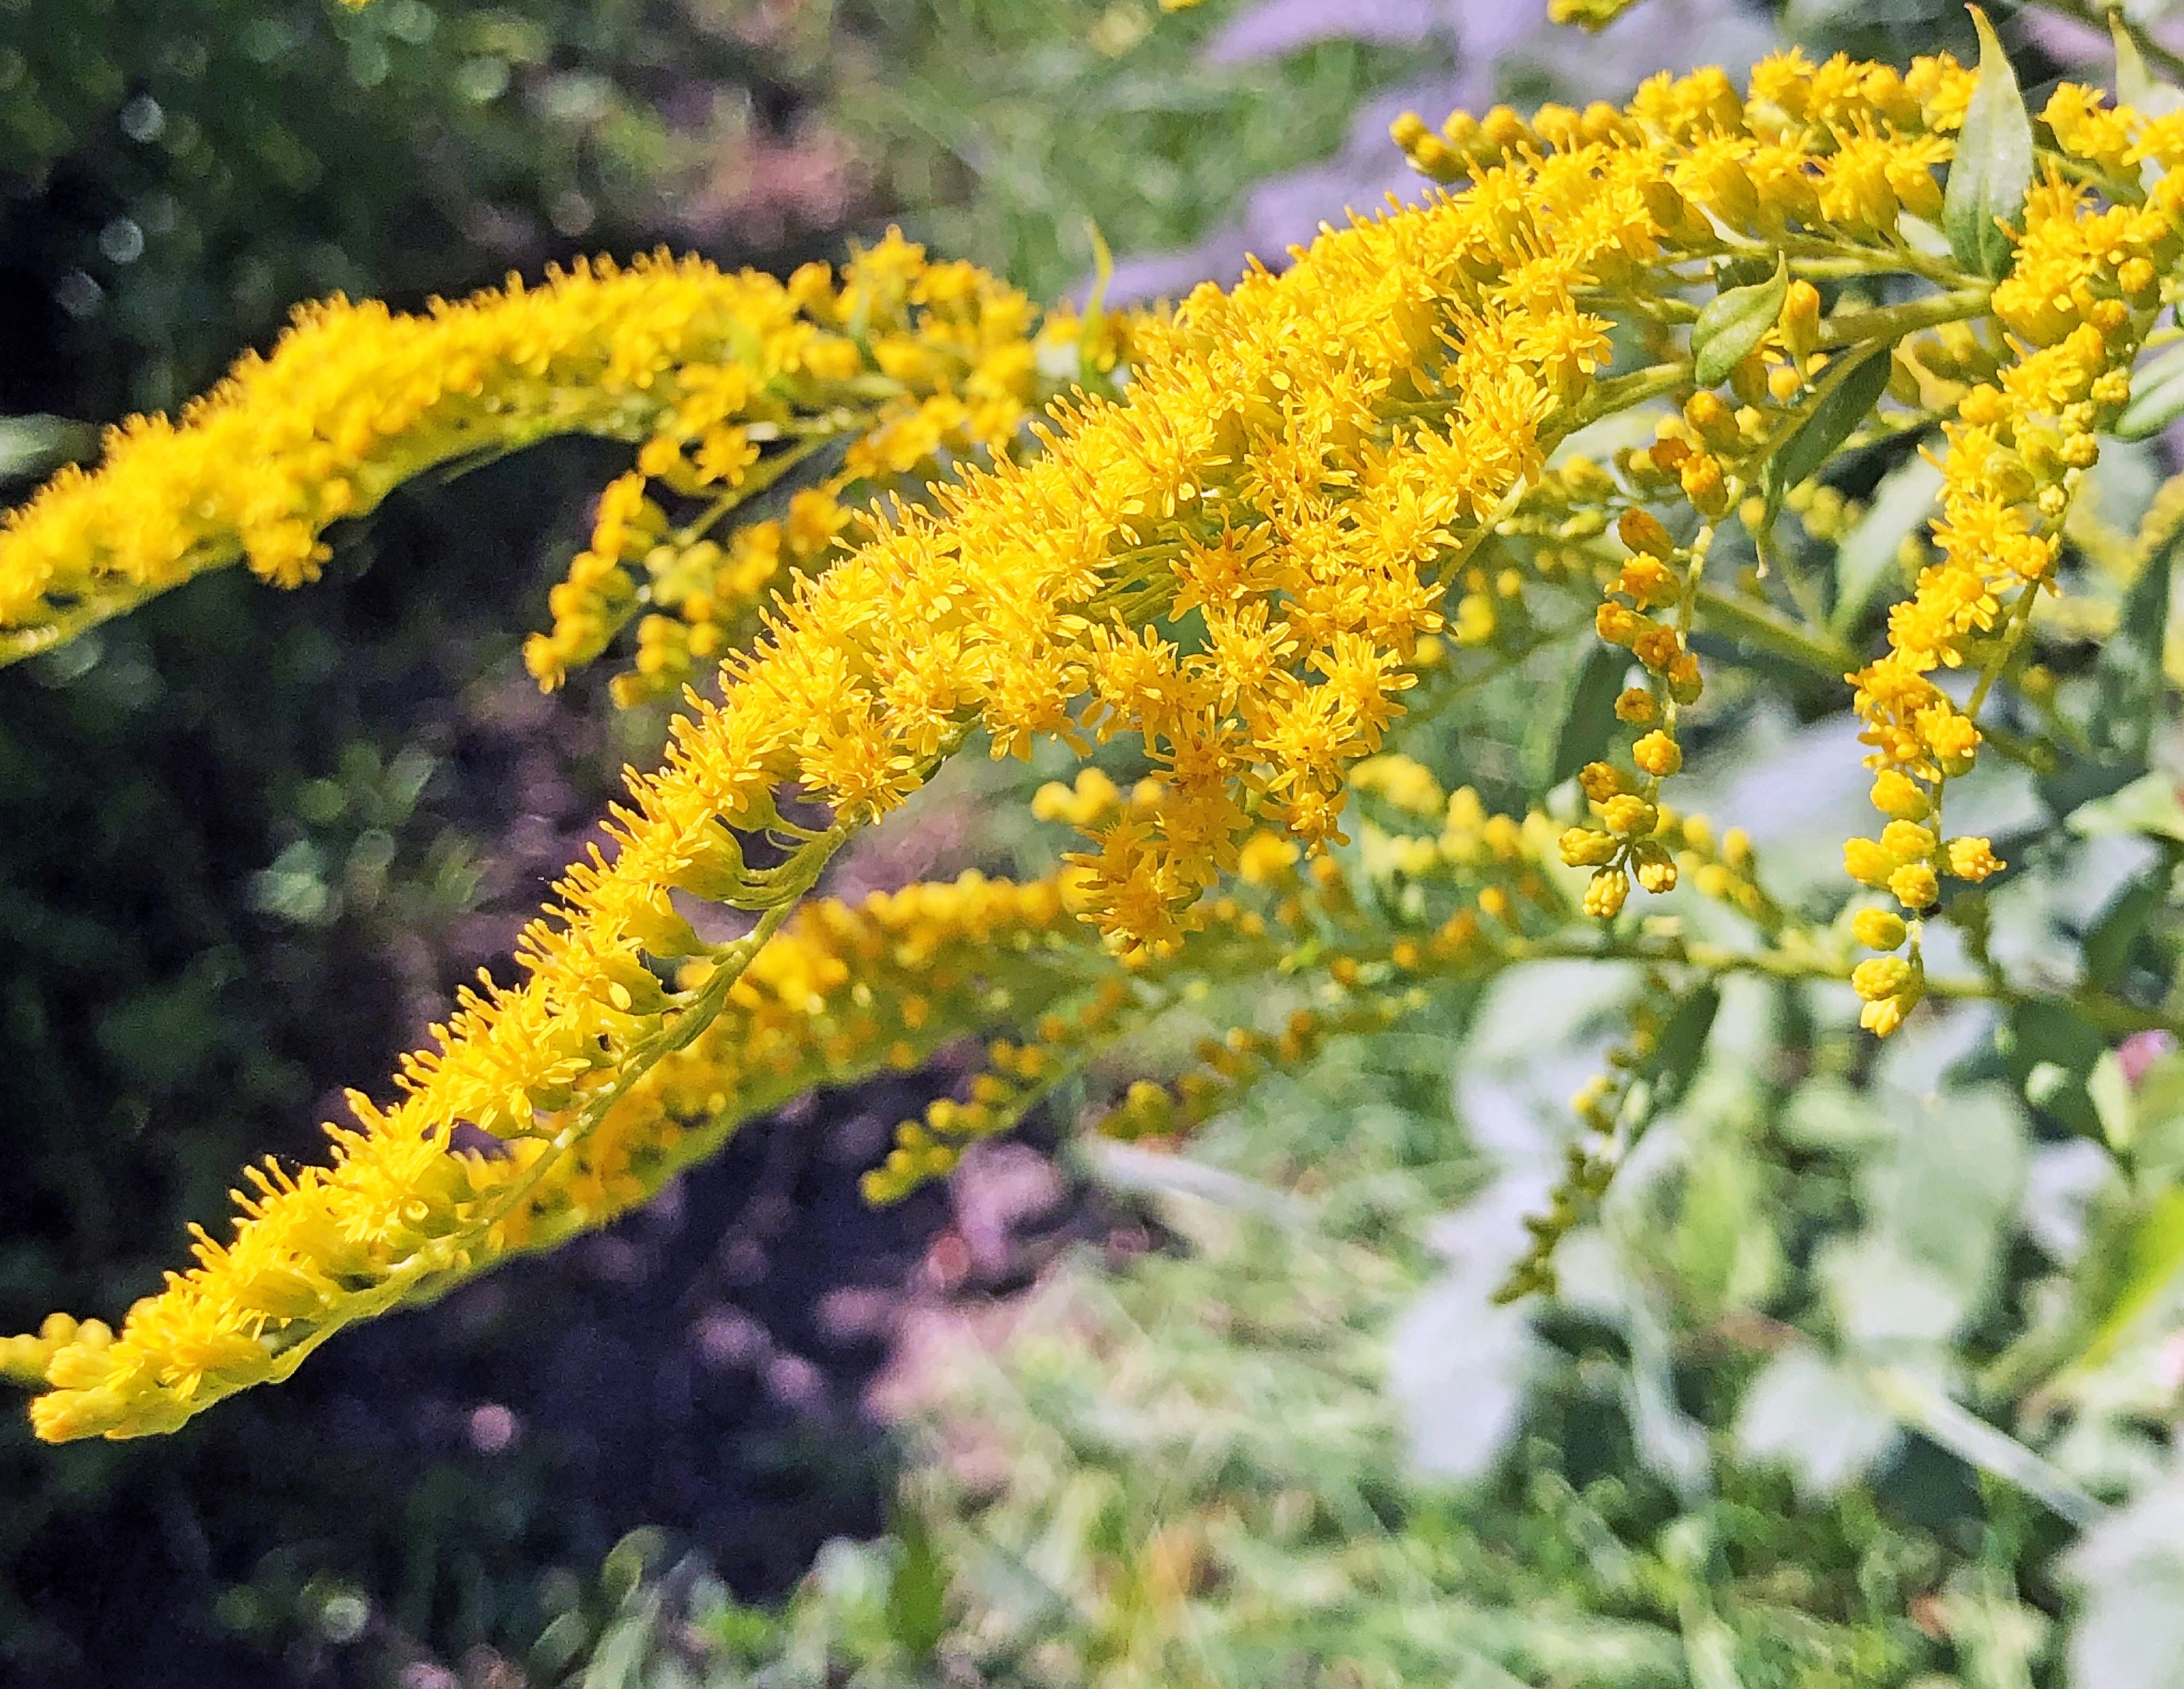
3 238 1072 700
1838 74 2173 1025
25 44 2184 1432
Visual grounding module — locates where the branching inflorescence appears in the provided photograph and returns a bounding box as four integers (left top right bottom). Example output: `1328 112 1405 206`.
9 30 2184 1439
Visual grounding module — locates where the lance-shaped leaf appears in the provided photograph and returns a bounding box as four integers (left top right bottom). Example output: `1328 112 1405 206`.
1829 451 1942 636
2116 341 2184 440
1692 254 1787 389
1943 7 2034 281
1762 344 1893 520
2114 14 2184 121
2091 516 2180 764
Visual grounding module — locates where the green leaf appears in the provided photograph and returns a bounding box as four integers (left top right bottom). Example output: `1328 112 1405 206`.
1943 7 2035 280
1763 344 1892 518
1999 998 2107 1140
2091 520 2180 763
2085 876 2165 989
1692 255 1787 388
1548 641 1626 788
2076 1187 2184 1373
1993 1178 2184 1398
1649 984 1722 1114
1733 1343 1898 1498
2116 341 2184 440
0 414 96 487
2068 772 2184 842
1829 451 1942 636
598 1529 665 1611
526 1610 593 1685
886 1507 949 1658
2114 14 2184 120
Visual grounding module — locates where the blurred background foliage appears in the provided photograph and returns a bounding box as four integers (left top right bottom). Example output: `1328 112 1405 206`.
7 0 2184 1685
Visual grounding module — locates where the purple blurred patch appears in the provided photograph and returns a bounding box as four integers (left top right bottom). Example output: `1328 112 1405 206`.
1208 0 1467 62
1101 0 1776 307
2120 1028 2177 1090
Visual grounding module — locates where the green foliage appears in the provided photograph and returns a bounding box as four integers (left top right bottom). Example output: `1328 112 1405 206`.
18 1 2184 1683
1942 7 2033 283
0 0 820 417
828 0 1424 301
537 960 2134 1687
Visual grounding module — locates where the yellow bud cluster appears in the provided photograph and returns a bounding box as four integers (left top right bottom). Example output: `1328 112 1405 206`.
28 41 2184 1441
1653 808 1779 933
19 868 1122 1441
866 977 1140 1201
601 489 852 708
1548 0 1642 26
0 241 1045 669
1841 103 2184 1023
1504 971 1698 1300
1572 493 1715 913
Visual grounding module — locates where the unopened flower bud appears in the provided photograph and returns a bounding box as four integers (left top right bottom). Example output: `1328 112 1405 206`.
1632 840 1678 893
1559 826 1620 867
1632 730 1682 778
1946 836 2003 881
1780 279 1822 361
1851 907 1908 950
1851 954 1913 1002
1618 507 1677 559
1888 861 1939 909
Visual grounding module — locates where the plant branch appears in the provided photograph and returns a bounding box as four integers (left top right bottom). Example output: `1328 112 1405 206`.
1694 584 1860 676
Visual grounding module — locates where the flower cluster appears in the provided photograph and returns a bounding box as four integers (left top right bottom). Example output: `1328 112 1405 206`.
15 866 1119 1439
1393 53 1985 928
0 237 1070 681
17 41 2184 1439
1845 94 2184 1033
526 236 1106 703
9 145 1629 1434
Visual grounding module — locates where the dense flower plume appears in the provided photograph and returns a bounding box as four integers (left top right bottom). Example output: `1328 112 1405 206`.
0 236 1072 687
12 36 2184 1438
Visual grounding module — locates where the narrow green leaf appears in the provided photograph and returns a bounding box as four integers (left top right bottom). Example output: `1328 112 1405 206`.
887 1508 949 1658
1692 255 1787 389
1650 984 1722 1115
526 1610 593 1685
1765 344 1892 513
2076 1188 2184 1373
1829 451 1942 636
1549 641 1626 788
2085 875 2164 989
2091 518 2180 764
1943 7 2035 280
2116 341 2184 440
2114 14 2184 119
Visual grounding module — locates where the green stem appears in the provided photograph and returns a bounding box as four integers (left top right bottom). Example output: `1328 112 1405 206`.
1578 360 1692 422
1498 931 2184 1036
1693 584 1859 676
1820 286 1994 350
1711 232 1979 290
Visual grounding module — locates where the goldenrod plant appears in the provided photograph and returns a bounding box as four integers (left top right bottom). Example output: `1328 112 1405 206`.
9 0 2184 1488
